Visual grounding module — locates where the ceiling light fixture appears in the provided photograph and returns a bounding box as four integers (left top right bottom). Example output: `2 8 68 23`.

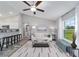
30 6 36 12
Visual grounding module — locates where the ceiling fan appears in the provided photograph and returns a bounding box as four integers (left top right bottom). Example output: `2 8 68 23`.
22 1 45 15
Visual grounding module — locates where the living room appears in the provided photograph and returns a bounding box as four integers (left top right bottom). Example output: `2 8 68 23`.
0 0 79 57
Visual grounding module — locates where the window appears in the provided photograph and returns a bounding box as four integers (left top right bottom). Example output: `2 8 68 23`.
64 16 75 41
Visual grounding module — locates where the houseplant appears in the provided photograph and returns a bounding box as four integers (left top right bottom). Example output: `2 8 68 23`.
71 32 77 49
47 34 50 38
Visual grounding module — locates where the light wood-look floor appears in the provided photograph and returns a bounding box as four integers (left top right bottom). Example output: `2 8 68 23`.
10 41 70 57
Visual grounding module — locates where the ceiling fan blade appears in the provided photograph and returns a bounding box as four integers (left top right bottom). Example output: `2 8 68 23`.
23 8 30 11
35 1 42 7
33 12 36 15
23 1 31 6
37 8 44 12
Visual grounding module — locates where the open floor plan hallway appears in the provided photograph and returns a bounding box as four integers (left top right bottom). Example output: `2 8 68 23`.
10 41 70 57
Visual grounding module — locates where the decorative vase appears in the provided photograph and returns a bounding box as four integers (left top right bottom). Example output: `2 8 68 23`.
71 33 77 49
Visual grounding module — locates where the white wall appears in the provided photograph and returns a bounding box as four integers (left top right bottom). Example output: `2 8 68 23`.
0 15 19 29
22 14 56 27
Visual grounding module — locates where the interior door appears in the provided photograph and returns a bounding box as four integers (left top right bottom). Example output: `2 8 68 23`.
25 25 31 40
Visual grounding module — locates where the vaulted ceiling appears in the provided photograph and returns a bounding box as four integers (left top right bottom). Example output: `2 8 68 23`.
0 1 79 20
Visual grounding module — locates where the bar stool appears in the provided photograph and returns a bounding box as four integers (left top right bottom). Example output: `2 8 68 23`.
11 35 14 44
0 37 9 51
5 37 9 48
18 34 20 41
13 35 15 44
17 34 19 41
14 35 18 43
16 34 19 42
0 38 5 51
9 36 13 45
16 35 18 43
0 42 1 47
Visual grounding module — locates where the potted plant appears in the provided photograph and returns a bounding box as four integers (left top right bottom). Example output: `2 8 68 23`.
47 34 50 38
71 32 77 49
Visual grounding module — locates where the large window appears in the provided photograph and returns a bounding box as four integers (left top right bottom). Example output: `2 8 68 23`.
64 16 75 41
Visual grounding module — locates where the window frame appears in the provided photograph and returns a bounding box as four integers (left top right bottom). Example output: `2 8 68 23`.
64 16 75 43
